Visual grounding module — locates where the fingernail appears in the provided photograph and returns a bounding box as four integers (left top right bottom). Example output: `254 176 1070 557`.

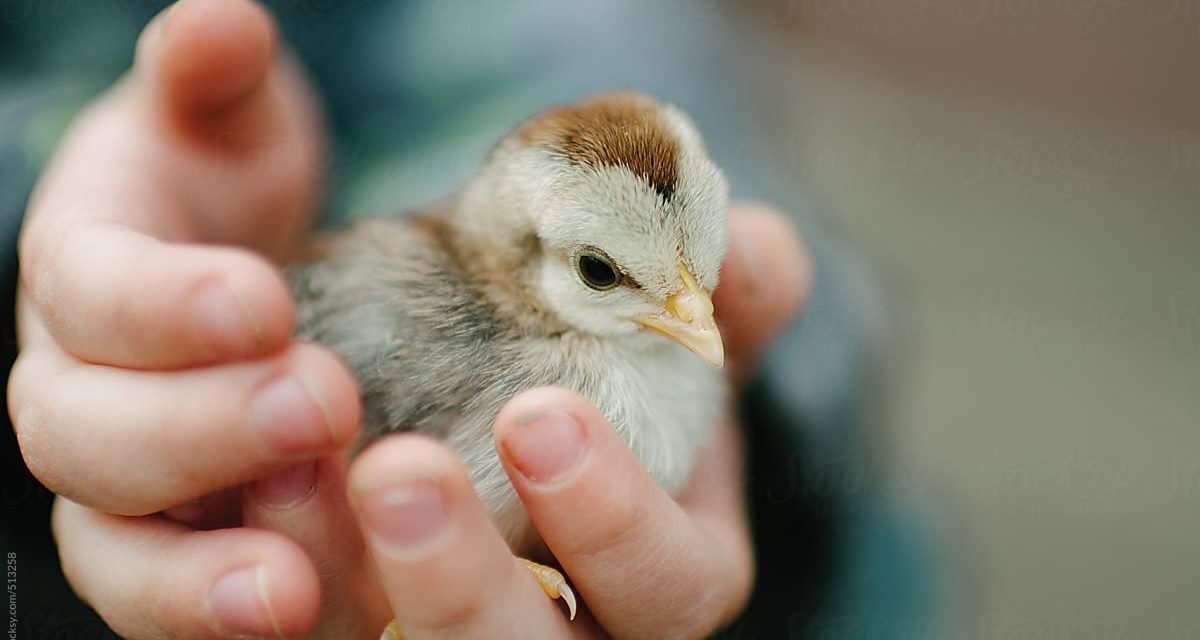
358 483 449 550
503 411 586 484
191 283 258 356
207 565 281 638
250 461 318 509
251 376 334 454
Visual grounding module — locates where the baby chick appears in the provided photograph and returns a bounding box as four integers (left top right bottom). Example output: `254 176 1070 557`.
288 91 729 626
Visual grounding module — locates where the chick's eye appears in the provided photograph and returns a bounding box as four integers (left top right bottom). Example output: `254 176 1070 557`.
577 251 621 291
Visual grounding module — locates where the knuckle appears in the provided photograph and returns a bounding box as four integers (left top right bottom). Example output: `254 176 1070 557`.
8 356 61 489
633 574 727 640
6 352 35 418
667 546 753 638
567 497 648 562
407 598 488 636
50 502 90 596
50 502 152 639
680 581 732 638
18 221 93 338
723 546 755 619
16 222 54 306
19 216 76 297
9 361 122 509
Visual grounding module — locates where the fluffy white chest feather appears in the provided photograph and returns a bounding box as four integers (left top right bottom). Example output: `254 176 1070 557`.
447 335 726 547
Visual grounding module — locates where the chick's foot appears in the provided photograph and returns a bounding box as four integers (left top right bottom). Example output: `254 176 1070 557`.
377 558 577 639
521 557 578 621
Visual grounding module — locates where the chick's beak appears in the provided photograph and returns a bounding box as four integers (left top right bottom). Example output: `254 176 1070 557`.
633 262 725 368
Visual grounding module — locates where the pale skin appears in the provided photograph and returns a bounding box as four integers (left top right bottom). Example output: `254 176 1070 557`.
6 0 814 638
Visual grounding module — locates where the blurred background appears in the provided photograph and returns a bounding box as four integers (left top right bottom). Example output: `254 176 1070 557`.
2 0 1198 637
737 1 1200 636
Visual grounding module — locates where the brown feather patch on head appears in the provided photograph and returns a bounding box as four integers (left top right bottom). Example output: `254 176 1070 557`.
518 92 680 200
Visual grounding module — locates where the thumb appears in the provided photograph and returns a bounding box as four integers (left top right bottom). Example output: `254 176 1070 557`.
136 0 276 126
714 203 813 385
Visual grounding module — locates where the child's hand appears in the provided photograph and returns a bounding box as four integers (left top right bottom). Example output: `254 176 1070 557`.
6 0 815 635
8 3 361 635
49 206 811 639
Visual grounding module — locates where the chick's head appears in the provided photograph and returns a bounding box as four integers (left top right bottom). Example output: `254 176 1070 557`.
459 92 729 367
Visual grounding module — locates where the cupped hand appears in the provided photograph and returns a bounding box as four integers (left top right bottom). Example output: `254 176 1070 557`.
52 205 809 639
7 0 359 637
8 0 361 515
